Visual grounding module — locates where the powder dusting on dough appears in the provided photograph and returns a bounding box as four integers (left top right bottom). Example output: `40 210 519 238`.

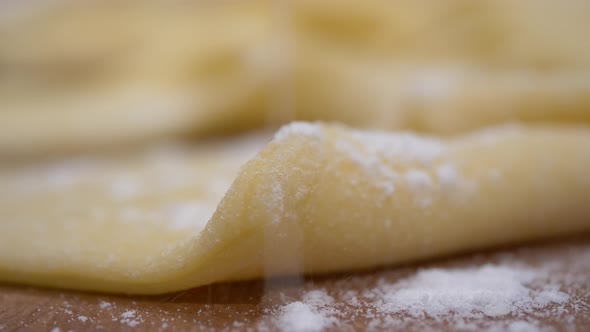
164 202 213 231
404 169 433 191
273 122 323 142
339 129 445 170
329 126 480 205
4 136 267 237
273 290 338 332
276 302 333 332
436 163 459 187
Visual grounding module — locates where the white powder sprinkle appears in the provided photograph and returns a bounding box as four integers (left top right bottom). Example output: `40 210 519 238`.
77 316 88 323
120 310 143 327
378 265 569 319
124 320 141 328
404 170 433 190
503 320 541 332
50 328 62 332
436 163 459 186
352 131 445 167
5 136 267 234
262 249 588 332
99 301 112 309
302 290 335 308
164 202 212 231
273 289 339 332
273 122 322 142
121 310 136 319
276 302 334 332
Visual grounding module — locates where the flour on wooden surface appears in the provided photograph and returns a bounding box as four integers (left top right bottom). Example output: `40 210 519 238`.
98 301 112 309
120 310 143 327
263 245 590 332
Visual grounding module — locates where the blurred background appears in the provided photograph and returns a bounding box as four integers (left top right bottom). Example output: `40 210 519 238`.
1 0 590 158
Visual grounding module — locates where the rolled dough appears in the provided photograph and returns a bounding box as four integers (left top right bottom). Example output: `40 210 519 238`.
3 0 590 157
1 123 589 294
295 54 590 134
0 1 275 157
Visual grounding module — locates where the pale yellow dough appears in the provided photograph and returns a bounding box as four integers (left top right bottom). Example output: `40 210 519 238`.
295 54 590 133
3 0 590 157
0 1 275 156
1 123 589 294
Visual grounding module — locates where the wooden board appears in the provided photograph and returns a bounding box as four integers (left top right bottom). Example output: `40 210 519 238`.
1 236 589 332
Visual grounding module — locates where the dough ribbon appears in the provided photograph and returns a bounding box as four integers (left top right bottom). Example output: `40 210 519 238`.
1 123 589 294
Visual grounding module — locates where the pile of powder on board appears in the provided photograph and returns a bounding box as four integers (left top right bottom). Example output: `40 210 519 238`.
268 261 582 332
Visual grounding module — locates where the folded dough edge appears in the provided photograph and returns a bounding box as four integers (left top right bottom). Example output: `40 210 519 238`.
1 122 590 294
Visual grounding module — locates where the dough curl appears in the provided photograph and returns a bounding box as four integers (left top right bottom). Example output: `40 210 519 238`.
1 123 589 294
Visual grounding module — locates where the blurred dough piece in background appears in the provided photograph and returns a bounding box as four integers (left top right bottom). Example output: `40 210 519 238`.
293 0 590 133
293 0 590 67
0 0 275 157
294 52 590 134
1 0 590 157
